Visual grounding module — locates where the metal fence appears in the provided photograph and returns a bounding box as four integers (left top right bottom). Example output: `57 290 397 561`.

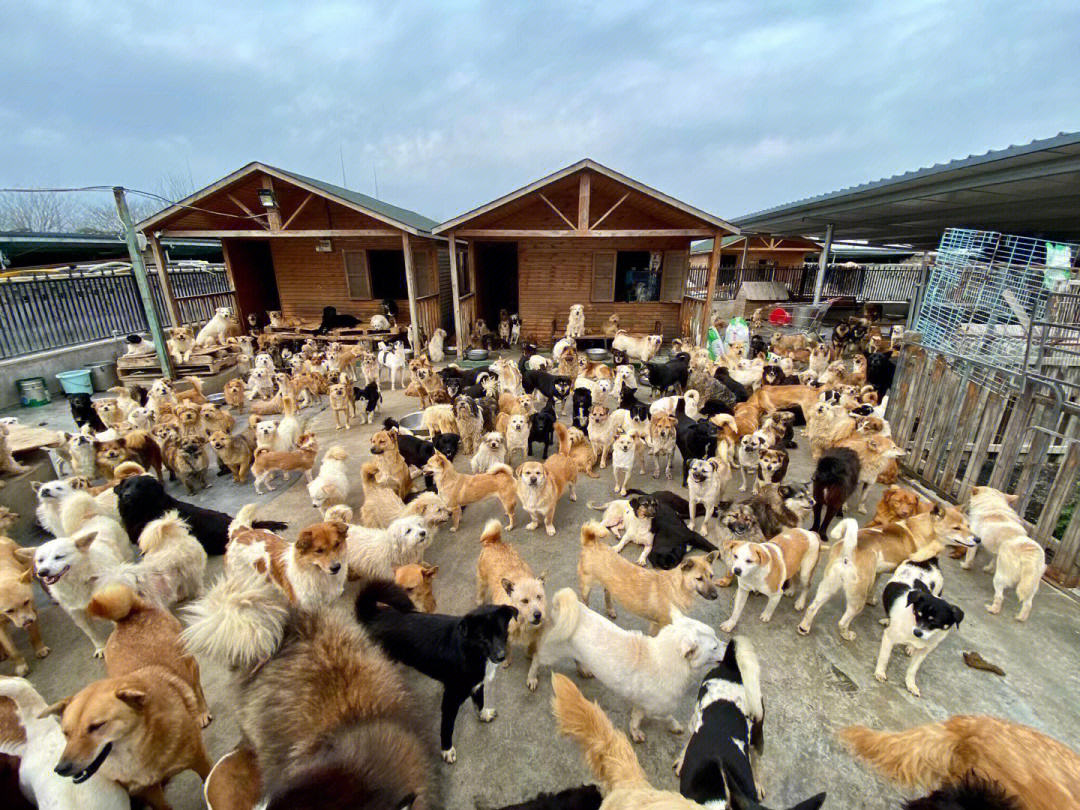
0 265 235 359
713 262 922 304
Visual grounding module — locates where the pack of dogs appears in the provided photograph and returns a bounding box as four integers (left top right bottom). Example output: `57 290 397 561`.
0 302 1070 810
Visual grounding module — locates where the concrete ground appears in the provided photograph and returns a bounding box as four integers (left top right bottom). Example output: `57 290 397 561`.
6 360 1080 810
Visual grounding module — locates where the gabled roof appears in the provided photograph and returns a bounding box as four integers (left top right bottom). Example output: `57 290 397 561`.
433 158 737 234
137 161 438 235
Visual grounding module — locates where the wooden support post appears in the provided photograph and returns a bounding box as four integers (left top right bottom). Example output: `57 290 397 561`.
262 176 282 230
577 172 591 231
813 223 834 305
448 232 465 355
701 231 723 346
739 236 750 269
401 232 421 350
147 232 181 327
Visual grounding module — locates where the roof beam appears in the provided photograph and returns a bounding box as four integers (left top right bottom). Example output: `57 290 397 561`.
537 193 576 230
159 229 403 238
281 192 314 230
262 177 282 230
577 172 590 231
226 193 269 229
590 191 629 230
454 228 713 238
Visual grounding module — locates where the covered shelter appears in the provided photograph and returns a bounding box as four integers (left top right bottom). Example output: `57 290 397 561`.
137 162 450 344
689 233 819 271
733 131 1080 302
433 159 737 345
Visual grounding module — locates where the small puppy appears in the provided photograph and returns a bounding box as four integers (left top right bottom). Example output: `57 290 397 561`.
476 519 548 689
720 528 822 632
307 445 350 515
252 433 318 494
876 558 963 697
472 431 507 473
578 522 718 632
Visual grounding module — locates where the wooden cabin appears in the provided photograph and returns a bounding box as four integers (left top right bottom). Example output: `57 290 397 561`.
689 233 820 271
137 162 450 345
433 159 737 346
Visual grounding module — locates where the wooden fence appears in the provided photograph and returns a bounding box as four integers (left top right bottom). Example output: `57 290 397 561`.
886 338 1080 587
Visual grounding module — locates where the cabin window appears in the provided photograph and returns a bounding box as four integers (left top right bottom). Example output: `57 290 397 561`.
614 250 663 302
368 250 409 300
343 250 372 299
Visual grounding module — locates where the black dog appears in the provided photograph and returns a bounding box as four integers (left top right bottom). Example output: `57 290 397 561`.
113 475 286 555
383 417 460 489
440 364 492 389
522 369 572 406
529 399 557 458
315 305 362 335
678 637 827 810
486 785 603 810
714 367 750 403
645 353 689 396
749 334 768 359
811 447 861 535
354 580 517 764
353 381 382 422
68 392 106 432
626 487 692 519
572 387 592 431
866 351 896 399
648 499 717 569
618 386 650 423
904 776 1019 810
761 365 799 386
674 400 718 484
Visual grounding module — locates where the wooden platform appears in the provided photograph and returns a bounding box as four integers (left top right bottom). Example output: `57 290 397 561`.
117 345 238 382
262 326 409 348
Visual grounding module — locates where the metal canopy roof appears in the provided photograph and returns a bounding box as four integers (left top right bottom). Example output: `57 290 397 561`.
733 131 1080 249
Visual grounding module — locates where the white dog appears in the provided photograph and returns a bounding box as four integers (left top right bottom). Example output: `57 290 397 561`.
612 331 662 363
736 434 761 492
377 341 408 390
504 413 530 466
32 479 117 537
428 328 447 363
610 431 638 496
510 314 521 345
536 582 724 740
308 446 351 514
370 313 391 331
195 306 233 347
566 304 585 338
471 431 507 474
345 515 431 581
0 677 130 810
650 391 701 418
113 510 207 608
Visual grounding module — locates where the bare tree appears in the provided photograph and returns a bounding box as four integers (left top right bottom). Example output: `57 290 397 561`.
0 190 81 232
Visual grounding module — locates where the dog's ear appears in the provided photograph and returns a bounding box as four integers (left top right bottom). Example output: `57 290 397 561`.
679 559 696 573
906 589 923 607
950 604 965 627
679 636 699 660
38 696 71 719
705 550 719 566
422 564 438 579
295 528 313 551
31 481 45 495
501 578 515 597
537 569 548 582
73 531 97 552
930 502 944 518
115 686 148 710
18 567 33 584
328 520 349 537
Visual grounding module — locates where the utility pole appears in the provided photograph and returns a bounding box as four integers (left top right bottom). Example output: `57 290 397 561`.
113 187 175 379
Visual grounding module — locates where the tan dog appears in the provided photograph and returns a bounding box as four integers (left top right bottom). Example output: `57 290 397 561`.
798 509 977 640
475 519 548 689
359 461 406 529
221 378 246 412
646 413 678 480
611 330 662 363
369 428 412 499
836 433 905 512
422 451 517 531
868 485 932 528
251 433 318 494
720 528 821 632
566 426 600 478
588 404 619 468
0 536 49 675
502 412 531 465
394 563 438 612
200 403 235 436
209 430 254 484
328 380 354 430
514 424 577 535
168 326 195 364
578 522 718 633
44 582 211 809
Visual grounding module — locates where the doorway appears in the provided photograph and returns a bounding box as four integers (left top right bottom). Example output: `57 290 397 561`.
475 241 519 326
225 239 280 328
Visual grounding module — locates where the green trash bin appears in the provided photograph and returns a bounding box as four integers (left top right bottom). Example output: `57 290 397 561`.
16 377 51 407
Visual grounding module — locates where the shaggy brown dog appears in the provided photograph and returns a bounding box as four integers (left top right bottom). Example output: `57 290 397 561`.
210 430 254 484
868 485 932 528
566 426 600 478
837 716 1080 810
95 431 164 482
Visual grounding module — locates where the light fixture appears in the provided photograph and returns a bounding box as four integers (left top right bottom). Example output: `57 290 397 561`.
257 188 277 208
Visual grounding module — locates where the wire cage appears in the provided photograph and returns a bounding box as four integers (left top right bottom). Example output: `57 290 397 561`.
915 228 1080 394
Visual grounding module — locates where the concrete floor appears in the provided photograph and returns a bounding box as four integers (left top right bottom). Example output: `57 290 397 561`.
6 364 1080 809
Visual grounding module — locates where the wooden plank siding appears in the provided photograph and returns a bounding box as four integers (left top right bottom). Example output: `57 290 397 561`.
516 236 689 342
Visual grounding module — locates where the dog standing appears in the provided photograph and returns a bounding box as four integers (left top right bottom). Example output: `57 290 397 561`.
720 528 821 632
0 537 50 675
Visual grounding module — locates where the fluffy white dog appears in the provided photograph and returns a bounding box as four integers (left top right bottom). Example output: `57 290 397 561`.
308 445 351 514
345 514 431 581
566 304 585 338
195 306 233 347
113 510 207 607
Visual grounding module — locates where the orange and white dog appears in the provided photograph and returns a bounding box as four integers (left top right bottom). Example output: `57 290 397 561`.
720 528 821 632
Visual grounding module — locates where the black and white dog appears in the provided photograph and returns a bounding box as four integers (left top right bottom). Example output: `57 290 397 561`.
353 380 382 424
522 369 572 410
875 558 963 698
677 636 826 810
355 580 517 764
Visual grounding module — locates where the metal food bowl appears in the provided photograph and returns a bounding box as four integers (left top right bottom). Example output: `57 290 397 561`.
466 349 490 361
398 411 427 435
586 348 609 361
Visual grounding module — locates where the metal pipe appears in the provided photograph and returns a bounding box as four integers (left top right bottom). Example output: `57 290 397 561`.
813 223 833 305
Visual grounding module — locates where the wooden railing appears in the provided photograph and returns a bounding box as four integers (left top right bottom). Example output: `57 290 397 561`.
459 293 477 340
679 296 707 344
413 293 441 346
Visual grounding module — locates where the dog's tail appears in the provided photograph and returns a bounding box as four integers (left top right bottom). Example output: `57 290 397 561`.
486 463 514 481
184 375 205 392
479 518 504 546
323 445 349 463
354 579 416 624
554 421 571 456
835 721 957 788
181 572 289 669
544 587 584 647
112 460 146 481
730 636 764 723
711 413 738 434
59 491 111 536
831 518 860 564
122 429 155 451
579 521 608 548
382 416 400 430
136 509 189 554
229 502 260 540
87 581 144 623
550 672 647 790
0 676 47 719
586 499 615 511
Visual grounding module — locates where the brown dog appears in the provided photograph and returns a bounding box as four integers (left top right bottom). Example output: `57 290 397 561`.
95 430 164 482
44 582 211 810
394 563 438 613
868 485 932 528
358 461 406 529
423 451 517 531
720 528 821 632
476 519 547 689
209 430 254 484
369 428 412 499
252 433 318 494
515 425 578 536
0 537 49 675
798 508 977 640
223 378 246 412
578 522 717 633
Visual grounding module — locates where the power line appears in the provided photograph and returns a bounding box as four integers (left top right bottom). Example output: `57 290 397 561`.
0 185 266 222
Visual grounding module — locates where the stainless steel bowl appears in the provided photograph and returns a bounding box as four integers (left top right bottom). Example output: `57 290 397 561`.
398 411 427 435
586 348 608 361
466 349 489 361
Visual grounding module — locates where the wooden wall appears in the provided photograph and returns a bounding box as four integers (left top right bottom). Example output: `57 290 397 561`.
264 235 439 322
517 237 688 342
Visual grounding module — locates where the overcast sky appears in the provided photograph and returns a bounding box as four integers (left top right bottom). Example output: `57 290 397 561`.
2 0 1077 223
